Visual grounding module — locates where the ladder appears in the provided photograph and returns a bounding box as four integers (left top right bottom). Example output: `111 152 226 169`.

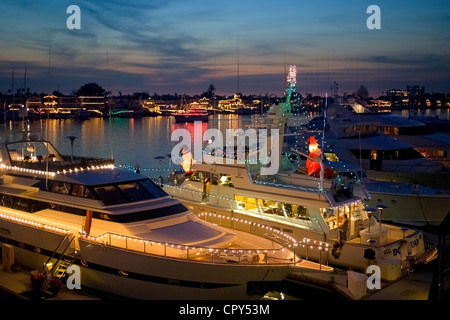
52 256 76 279
50 235 76 279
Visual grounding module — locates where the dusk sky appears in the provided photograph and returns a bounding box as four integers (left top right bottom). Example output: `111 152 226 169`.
1 0 450 97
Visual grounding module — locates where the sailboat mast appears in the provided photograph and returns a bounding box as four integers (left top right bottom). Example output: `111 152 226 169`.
237 34 240 94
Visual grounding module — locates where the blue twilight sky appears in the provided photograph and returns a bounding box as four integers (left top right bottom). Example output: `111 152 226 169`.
1 0 450 97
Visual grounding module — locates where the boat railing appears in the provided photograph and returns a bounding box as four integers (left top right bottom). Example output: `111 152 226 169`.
9 156 114 173
350 226 423 249
79 231 305 266
0 208 73 236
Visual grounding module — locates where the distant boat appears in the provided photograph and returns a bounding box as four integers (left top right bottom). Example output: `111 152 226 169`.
236 105 258 114
110 106 134 118
173 107 209 123
141 98 162 116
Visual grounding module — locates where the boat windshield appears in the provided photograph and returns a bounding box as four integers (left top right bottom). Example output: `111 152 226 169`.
5 141 65 163
93 179 168 205
35 177 168 205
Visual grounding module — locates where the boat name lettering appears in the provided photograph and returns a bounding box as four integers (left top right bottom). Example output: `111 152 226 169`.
392 247 401 256
410 238 420 248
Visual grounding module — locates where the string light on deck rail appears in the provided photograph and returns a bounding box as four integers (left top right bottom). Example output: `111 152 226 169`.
0 208 72 235
0 163 115 176
82 230 295 258
0 163 56 177
198 211 329 251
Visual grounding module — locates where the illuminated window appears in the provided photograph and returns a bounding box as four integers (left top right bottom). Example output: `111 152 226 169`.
234 195 258 212
219 174 233 187
189 170 206 182
50 181 71 195
283 203 309 220
324 152 339 162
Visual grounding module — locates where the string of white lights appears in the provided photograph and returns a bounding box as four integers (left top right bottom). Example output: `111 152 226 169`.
0 208 72 235
198 211 330 251
0 163 115 176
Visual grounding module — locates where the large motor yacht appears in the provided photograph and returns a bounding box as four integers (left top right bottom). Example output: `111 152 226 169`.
298 101 450 226
163 66 437 281
0 139 330 300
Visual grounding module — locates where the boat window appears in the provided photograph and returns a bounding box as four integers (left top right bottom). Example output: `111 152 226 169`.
50 181 72 195
283 203 309 220
350 148 424 160
71 184 95 199
94 185 128 205
189 170 206 182
138 179 168 198
259 199 284 216
383 148 423 160
219 174 233 187
0 192 111 221
324 152 339 162
107 203 188 223
33 180 97 200
417 149 447 159
117 182 152 202
234 195 259 212
321 207 342 230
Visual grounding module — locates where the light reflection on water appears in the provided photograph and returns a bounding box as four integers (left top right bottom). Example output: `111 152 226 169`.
394 108 450 120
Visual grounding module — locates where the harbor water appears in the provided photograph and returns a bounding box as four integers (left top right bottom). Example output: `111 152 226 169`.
0 114 255 174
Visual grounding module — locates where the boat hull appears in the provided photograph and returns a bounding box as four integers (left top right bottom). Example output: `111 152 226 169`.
0 212 292 300
176 198 428 273
75 239 291 300
363 189 450 226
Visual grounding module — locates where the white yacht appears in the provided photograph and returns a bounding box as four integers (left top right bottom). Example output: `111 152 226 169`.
299 101 450 226
324 100 449 186
163 67 436 280
0 140 330 300
165 159 435 278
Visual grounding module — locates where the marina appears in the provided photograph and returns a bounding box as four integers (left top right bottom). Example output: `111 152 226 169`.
1 67 448 302
0 116 448 301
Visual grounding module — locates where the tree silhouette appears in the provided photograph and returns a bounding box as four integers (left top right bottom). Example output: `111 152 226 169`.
77 83 106 96
354 85 369 101
201 84 216 99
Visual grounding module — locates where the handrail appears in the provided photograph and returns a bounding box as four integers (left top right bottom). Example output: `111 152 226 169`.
79 232 296 266
51 235 76 276
78 209 332 267
43 234 69 270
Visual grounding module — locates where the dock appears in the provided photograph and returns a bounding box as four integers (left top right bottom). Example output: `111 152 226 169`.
286 266 434 300
0 260 100 300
